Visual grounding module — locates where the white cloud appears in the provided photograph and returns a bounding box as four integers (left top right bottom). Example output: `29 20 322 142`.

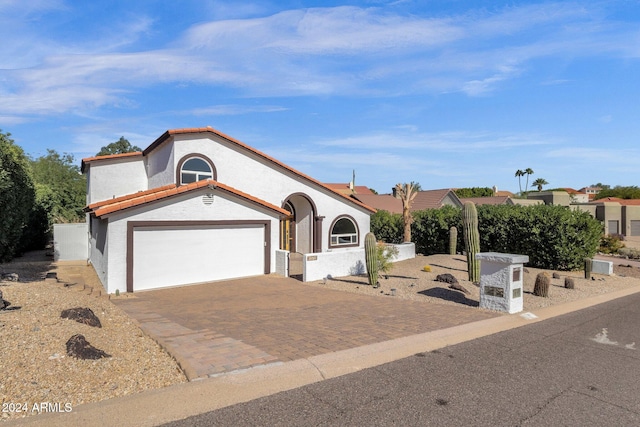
317 130 554 152
1 3 640 117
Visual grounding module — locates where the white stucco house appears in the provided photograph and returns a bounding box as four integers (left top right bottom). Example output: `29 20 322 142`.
81 127 379 294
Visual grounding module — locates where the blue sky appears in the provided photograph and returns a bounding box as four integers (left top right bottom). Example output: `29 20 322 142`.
2 0 639 194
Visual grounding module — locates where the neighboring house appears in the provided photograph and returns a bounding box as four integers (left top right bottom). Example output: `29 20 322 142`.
579 186 602 201
572 198 640 237
526 190 573 206
324 183 375 196
82 127 375 294
563 188 589 203
352 189 462 214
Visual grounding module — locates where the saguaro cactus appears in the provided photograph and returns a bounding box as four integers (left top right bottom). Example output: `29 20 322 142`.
364 232 379 287
584 258 592 280
449 226 457 255
462 202 480 283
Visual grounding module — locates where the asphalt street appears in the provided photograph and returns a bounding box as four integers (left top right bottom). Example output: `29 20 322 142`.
163 292 640 426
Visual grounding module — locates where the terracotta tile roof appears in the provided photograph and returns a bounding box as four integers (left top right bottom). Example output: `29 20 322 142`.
84 126 375 214
411 189 463 211
351 194 402 214
459 196 512 206
563 188 586 195
353 189 463 213
87 179 290 218
324 183 375 195
591 197 640 206
495 190 515 197
80 151 143 172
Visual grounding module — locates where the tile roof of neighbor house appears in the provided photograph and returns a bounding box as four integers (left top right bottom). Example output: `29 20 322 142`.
351 194 403 214
411 189 462 211
82 127 375 214
590 197 640 206
87 179 291 218
352 189 462 214
323 183 375 195
495 190 515 197
563 188 587 195
459 196 512 206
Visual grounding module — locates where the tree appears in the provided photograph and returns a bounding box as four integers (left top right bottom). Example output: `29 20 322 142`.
515 170 525 194
524 168 534 193
394 182 420 243
0 130 36 261
454 187 494 198
96 137 141 156
532 178 549 192
594 186 640 200
30 150 86 223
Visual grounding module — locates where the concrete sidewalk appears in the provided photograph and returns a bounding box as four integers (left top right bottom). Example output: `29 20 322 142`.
10 285 640 427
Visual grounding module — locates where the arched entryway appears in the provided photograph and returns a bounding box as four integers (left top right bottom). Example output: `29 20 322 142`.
280 193 322 254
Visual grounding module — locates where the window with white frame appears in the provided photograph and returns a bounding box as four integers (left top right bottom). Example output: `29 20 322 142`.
330 216 358 246
180 157 213 184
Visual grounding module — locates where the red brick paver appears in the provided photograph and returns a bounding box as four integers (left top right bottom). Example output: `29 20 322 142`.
113 275 498 380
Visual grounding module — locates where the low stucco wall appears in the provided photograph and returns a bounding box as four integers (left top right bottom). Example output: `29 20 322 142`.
392 242 415 262
275 250 289 277
302 243 416 282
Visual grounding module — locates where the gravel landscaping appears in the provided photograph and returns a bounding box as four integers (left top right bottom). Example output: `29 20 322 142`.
2 250 639 422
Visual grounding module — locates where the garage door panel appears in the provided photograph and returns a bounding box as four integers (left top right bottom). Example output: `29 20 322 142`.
133 224 265 291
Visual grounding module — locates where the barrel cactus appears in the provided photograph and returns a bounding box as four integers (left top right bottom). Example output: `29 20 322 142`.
449 226 457 255
462 202 480 283
364 232 379 287
533 272 550 297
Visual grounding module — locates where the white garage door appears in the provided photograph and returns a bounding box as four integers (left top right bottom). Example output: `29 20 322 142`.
132 223 266 291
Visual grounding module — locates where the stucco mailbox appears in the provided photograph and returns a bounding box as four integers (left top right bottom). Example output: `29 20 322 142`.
476 252 529 314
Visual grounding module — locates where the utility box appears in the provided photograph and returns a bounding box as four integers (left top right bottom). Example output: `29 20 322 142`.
476 252 529 314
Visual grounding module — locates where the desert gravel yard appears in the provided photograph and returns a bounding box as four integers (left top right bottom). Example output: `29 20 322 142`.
305 254 640 311
1 250 639 422
0 252 187 423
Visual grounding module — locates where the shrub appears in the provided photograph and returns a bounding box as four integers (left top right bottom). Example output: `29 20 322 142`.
598 234 625 254
377 242 399 278
411 205 461 255
370 203 601 271
477 204 602 271
370 210 403 244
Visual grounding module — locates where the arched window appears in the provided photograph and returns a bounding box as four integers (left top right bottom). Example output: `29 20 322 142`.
179 156 214 184
330 216 359 247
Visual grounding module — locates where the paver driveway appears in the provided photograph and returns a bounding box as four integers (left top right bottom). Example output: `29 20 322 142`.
112 275 498 380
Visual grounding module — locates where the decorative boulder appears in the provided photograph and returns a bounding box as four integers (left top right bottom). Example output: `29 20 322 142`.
564 277 575 289
1 273 18 282
66 334 111 360
552 272 561 279
61 307 102 328
435 273 459 286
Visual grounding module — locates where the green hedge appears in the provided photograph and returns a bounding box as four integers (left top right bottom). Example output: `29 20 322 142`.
370 204 602 271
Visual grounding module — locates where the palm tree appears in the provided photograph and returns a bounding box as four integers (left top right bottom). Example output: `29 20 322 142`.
515 170 525 194
394 182 420 243
532 178 548 192
524 168 534 194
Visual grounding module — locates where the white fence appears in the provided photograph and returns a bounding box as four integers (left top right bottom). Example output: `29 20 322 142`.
53 223 88 261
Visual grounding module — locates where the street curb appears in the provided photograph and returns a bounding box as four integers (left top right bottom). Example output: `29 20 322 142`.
9 284 640 427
